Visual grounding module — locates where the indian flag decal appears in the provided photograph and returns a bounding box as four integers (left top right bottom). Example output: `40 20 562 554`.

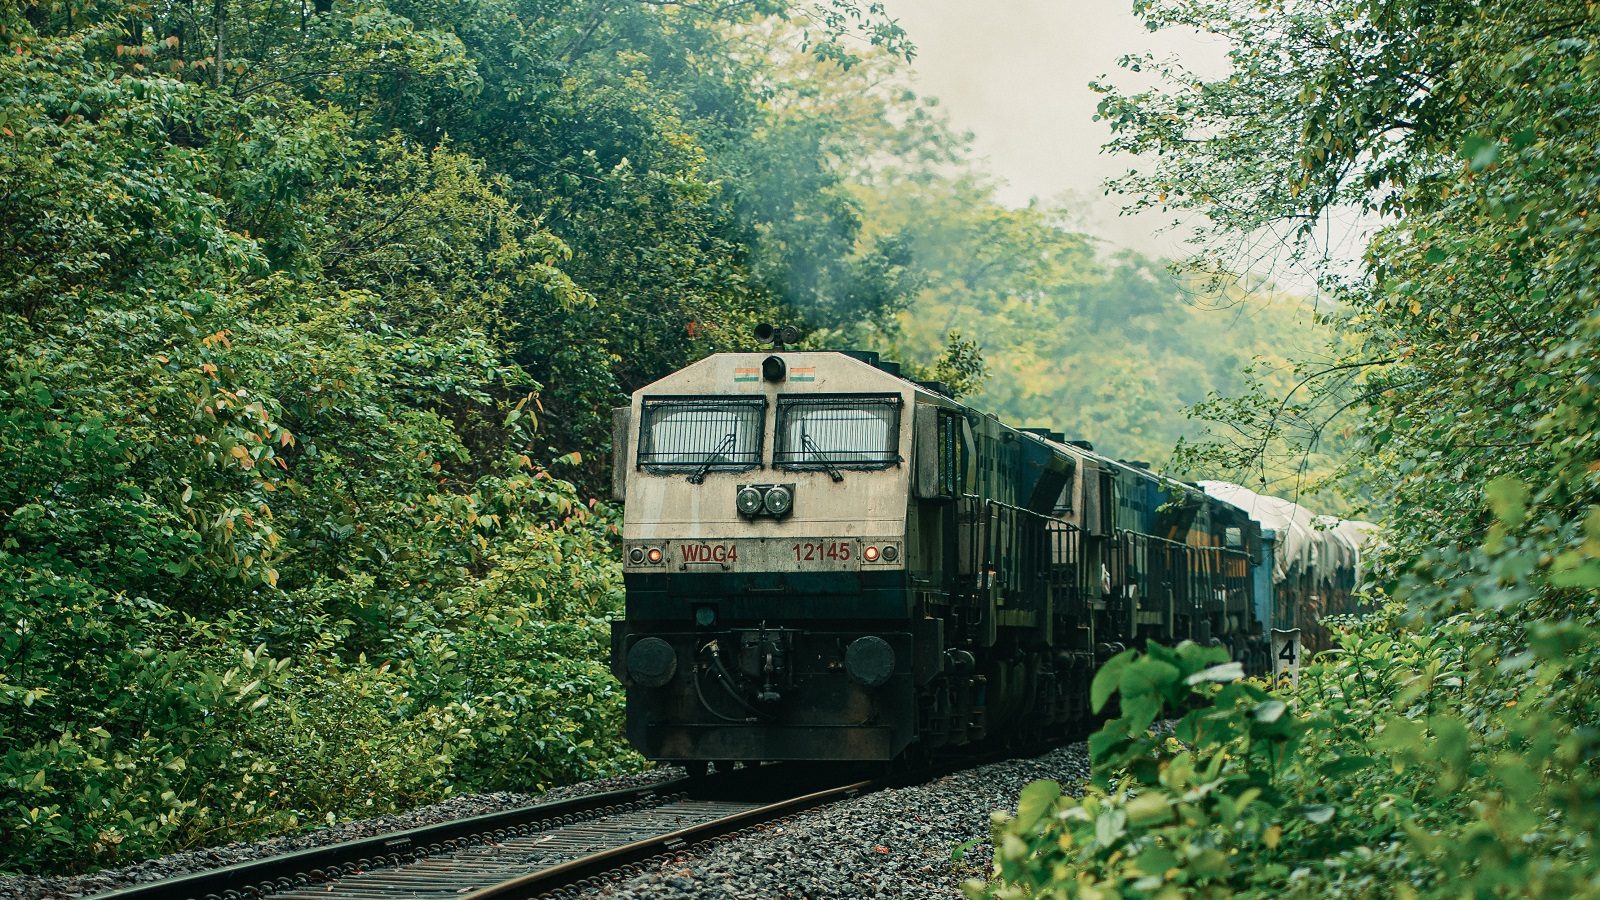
733 367 760 382
790 367 817 382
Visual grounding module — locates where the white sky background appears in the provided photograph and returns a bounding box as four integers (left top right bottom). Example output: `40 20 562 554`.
884 0 1229 261
882 1 1379 291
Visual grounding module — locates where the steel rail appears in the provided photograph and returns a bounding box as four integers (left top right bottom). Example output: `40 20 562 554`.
90 778 694 900
89 745 1067 900
460 778 874 900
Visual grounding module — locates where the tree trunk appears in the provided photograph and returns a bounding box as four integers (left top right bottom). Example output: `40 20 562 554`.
212 0 226 88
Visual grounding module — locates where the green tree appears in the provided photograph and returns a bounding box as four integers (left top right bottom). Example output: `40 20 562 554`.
978 0 1600 895
0 0 921 873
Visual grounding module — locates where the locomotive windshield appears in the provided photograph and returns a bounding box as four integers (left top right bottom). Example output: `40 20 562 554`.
775 395 901 470
637 397 765 473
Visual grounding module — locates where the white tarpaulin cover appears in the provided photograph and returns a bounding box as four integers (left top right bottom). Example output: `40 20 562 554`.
1198 481 1376 584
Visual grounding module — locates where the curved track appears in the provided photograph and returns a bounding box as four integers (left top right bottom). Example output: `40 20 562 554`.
90 768 870 900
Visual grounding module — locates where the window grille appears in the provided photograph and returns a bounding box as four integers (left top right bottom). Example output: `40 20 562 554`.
937 410 965 496
637 397 765 473
775 394 902 470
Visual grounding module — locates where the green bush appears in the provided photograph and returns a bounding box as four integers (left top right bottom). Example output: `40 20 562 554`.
978 0 1600 895
975 597 1600 898
0 6 654 873
0 481 638 874
0 569 295 868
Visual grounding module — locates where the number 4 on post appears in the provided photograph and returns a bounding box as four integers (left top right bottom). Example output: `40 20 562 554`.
1271 628 1301 685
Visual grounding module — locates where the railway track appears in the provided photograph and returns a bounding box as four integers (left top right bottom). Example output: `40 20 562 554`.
92 768 872 900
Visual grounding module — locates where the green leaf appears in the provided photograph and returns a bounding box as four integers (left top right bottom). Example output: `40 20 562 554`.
1094 808 1128 847
950 837 981 862
1484 476 1529 526
1014 779 1060 831
1550 561 1600 588
1120 693 1162 735
1189 848 1230 878
1528 621 1589 660
1318 755 1375 778
1119 657 1182 702
1253 699 1287 723
1377 715 1427 757
1185 661 1244 685
1462 134 1499 170
1091 650 1135 713
1089 723 1131 761
1134 844 1179 876
1125 791 1173 826
1300 804 1336 824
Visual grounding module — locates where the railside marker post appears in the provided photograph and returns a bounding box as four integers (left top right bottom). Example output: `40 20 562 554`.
1271 628 1302 686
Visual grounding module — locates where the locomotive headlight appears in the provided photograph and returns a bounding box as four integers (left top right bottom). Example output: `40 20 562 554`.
881 545 898 562
762 484 793 516
863 546 880 562
628 547 646 565
646 547 663 564
736 486 765 517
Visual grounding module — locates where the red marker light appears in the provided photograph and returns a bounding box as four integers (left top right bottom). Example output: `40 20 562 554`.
647 547 663 564
864 546 880 562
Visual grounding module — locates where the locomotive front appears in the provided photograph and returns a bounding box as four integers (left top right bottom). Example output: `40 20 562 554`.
609 349 927 765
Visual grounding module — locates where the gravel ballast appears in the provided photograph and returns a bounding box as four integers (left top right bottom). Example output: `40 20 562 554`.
1 743 1090 900
583 743 1092 899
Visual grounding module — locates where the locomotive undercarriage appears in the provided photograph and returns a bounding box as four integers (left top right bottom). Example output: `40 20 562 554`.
613 621 917 761
615 519 1269 767
611 610 1104 765
613 535 1269 766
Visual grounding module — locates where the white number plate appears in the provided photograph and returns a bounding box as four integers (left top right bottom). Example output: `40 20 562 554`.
634 538 900 572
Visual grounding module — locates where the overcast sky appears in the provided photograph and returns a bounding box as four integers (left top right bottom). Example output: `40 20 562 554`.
883 0 1227 260
882 1 1377 289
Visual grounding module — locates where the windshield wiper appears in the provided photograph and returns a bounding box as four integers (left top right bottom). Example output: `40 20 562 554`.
688 432 737 484
802 433 845 483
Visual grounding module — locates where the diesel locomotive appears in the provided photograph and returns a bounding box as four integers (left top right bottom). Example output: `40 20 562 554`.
608 342 1369 768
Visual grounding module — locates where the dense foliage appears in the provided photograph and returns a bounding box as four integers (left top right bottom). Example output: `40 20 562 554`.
0 0 1376 877
880 189 1334 473
0 0 919 873
981 609 1599 897
978 0 1600 895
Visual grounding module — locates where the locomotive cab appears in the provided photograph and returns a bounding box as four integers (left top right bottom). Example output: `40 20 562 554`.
611 350 942 763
